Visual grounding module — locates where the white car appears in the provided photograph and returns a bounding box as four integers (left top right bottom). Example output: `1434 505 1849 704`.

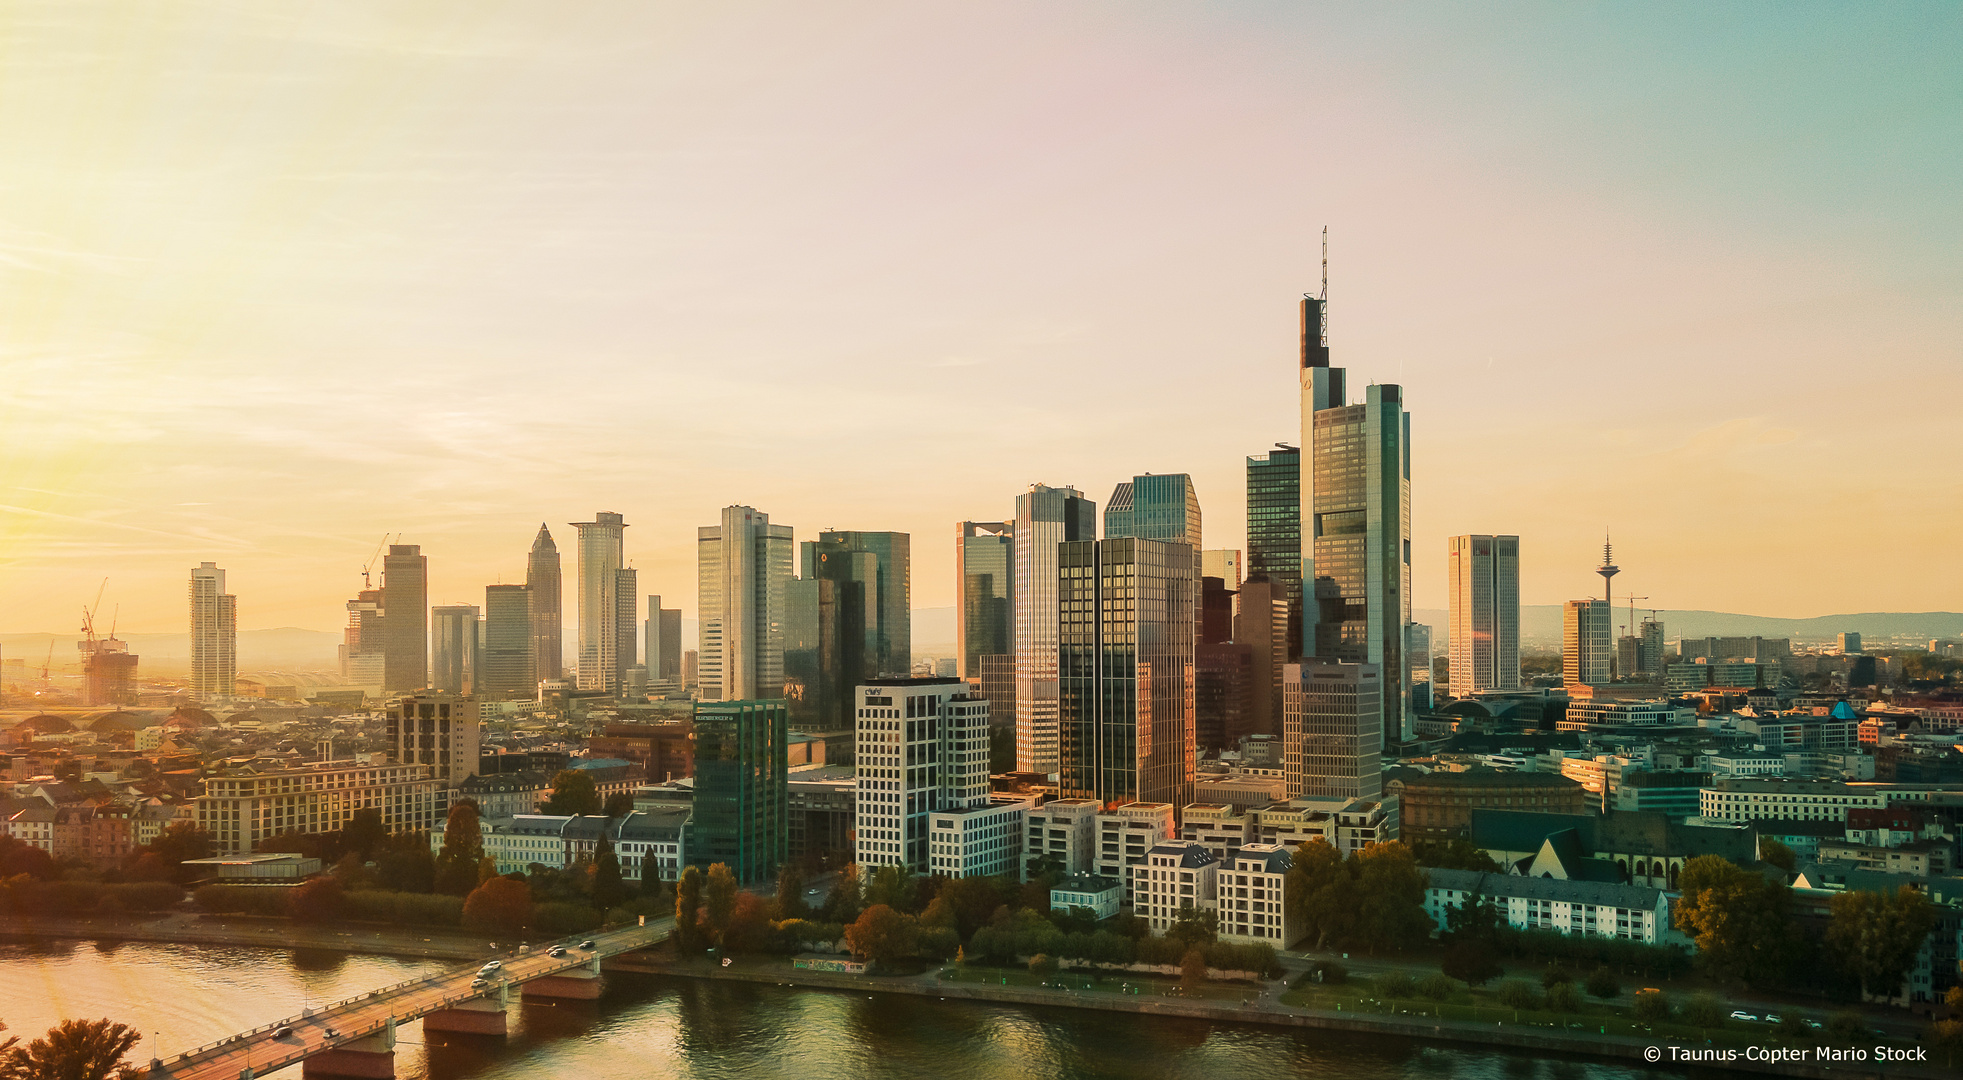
479 961 502 974
1764 1014 1782 1024
1729 1010 1757 1022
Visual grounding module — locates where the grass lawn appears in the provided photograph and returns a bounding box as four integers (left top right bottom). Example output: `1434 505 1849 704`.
936 964 1273 1005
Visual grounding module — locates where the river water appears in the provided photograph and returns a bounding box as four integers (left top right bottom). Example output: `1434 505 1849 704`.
0 939 1667 1080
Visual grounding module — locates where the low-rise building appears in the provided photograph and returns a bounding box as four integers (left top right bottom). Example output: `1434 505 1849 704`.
928 801 1027 879
1422 868 1669 943
1250 797 1394 854
195 760 442 855
1095 802 1177 900
1390 769 1588 841
1049 874 1122 921
1613 770 1713 817
455 771 549 820
181 852 322 881
1024 798 1099 878
1180 803 1256 861
613 807 689 885
1213 844 1297 946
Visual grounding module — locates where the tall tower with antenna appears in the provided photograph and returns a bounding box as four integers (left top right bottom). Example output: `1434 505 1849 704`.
1596 535 1620 680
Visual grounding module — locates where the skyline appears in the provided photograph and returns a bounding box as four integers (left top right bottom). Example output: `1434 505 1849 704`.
3 3 1961 636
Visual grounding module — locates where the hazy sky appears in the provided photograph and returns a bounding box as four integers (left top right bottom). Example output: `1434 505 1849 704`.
2 2 1959 639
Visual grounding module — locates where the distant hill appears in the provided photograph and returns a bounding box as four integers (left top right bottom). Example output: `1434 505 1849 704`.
1413 608 1963 649
0 628 345 676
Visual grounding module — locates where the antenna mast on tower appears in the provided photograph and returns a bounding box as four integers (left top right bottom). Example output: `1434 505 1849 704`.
1319 226 1329 347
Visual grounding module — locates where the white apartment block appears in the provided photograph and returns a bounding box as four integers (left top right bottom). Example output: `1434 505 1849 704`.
1699 779 1893 824
1704 754 1788 778
1215 844 1298 946
1424 869 1669 944
855 679 1005 875
1095 802 1177 900
196 761 441 855
930 802 1027 878
1024 798 1099 879
1180 803 1257 861
1133 840 1218 934
1251 797 1393 855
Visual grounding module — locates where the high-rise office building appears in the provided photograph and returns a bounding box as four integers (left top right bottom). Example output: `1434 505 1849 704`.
430 604 480 695
385 692 481 787
1638 618 1666 680
571 512 627 693
1282 660 1383 801
1246 446 1302 659
1446 535 1520 698
1407 624 1434 710
526 525 563 684
1104 473 1201 547
1236 578 1289 739
1013 484 1096 774
1201 549 1242 591
1563 600 1611 687
682 650 699 690
854 678 1015 877
698 505 795 702
340 587 386 692
783 576 844 731
1056 538 1197 811
381 545 428 694
802 531 910 679
79 637 138 707
1839 632 1863 655
956 521 1014 679
644 595 682 683
690 698 788 884
481 585 533 700
977 653 1018 773
611 567 638 695
189 563 238 701
1299 288 1413 741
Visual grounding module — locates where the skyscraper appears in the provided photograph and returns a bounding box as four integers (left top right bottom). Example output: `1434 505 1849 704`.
340 587 386 692
698 505 795 702
188 562 236 701
526 525 563 684
1246 446 1302 658
1104 473 1200 547
1056 537 1197 811
956 521 1014 679
1013 484 1096 775
481 584 533 700
380 544 428 694
386 692 481 787
690 698 788 885
430 604 480 695
854 678 1016 877
1237 578 1289 738
1299 289 1414 740
783 576 844 731
1563 600 1611 687
1282 659 1383 801
1446 535 1521 698
1201 549 1242 590
803 530 911 678
611 566 638 695
571 512 627 693
644 594 682 683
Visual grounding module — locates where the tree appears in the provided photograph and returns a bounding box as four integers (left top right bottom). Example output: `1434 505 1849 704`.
1674 854 1799 986
1442 894 1501 945
341 808 387 859
591 834 628 911
602 791 636 819
1632 989 1671 1023
1540 961 1574 989
845 904 917 970
1416 973 1456 1001
462 876 531 934
1928 1019 1963 1069
1166 905 1218 949
1824 885 1938 1002
1375 971 1416 998
1758 837 1797 874
541 770 601 817
864 865 918 913
1496 980 1538 1010
703 863 739 945
1412 838 1501 872
775 864 809 921
141 822 214 885
1180 948 1208 992
0 1018 142 1080
1681 993 1726 1029
436 800 485 896
1028 953 1058 977
1350 843 1431 953
1441 941 1503 987
287 877 345 923
820 864 864 924
1544 981 1581 1013
674 866 705 953
1584 966 1620 999
1285 839 1353 950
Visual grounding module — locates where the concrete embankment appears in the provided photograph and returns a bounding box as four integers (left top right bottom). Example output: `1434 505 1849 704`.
624 957 1942 1080
0 912 496 961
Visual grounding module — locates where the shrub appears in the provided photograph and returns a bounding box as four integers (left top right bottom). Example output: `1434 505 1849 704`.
1681 993 1727 1029
1544 981 1581 1012
1314 960 1347 985
1583 966 1619 999
1441 941 1503 987
108 881 183 912
1541 962 1574 989
1375 972 1416 999
1633 989 1671 1023
917 926 960 962
1416 973 1456 1001
1778 1013 1816 1042
1029 953 1059 977
1496 980 1538 1011
1824 1012 1869 1042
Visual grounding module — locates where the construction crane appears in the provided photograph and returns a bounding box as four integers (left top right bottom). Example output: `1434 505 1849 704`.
1621 596 1650 640
361 533 393 589
40 640 53 690
80 577 108 648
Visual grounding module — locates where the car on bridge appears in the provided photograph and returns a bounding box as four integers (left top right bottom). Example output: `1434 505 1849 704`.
549 946 568 958
479 961 502 974
578 940 596 950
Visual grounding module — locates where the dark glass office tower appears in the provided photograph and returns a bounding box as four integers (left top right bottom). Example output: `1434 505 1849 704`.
430 604 479 695
1056 538 1196 810
783 576 846 732
1103 473 1200 547
690 699 788 885
956 521 1013 678
1246 446 1302 658
482 584 534 700
526 525 563 683
802 531 910 678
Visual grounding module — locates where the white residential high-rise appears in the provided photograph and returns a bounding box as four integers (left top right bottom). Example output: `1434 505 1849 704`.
698 505 795 701
1564 600 1612 688
572 512 627 693
854 677 1021 878
1012 484 1095 774
1446 535 1520 698
188 562 237 701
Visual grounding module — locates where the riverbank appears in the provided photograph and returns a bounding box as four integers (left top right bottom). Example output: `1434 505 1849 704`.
631 954 1946 1080
0 911 501 961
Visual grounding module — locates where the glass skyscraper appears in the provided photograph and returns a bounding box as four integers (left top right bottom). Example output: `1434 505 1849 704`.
1103 473 1200 547
1013 484 1096 775
1447 534 1520 698
572 512 627 693
690 699 788 885
698 505 795 702
802 531 911 679
1056 537 1196 810
381 544 428 694
481 584 533 700
526 524 563 684
956 521 1013 679
1245 446 1301 658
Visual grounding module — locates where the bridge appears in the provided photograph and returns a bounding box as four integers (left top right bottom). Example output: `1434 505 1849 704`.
147 918 674 1079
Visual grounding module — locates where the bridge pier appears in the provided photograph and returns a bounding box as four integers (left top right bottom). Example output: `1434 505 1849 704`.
302 1019 395 1079
424 982 510 1036
521 959 604 1001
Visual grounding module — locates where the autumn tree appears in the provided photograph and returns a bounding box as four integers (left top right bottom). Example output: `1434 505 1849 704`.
0 1018 142 1080
1674 854 1800 986
461 876 532 934
674 865 705 953
845 903 917 970
541 770 601 816
1825 885 1938 1002
820 864 864 924
140 822 214 885
591 834 628 911
1180 948 1209 991
1757 837 1797 874
435 800 485 896
775 864 809 921
287 877 345 923
1350 843 1432 953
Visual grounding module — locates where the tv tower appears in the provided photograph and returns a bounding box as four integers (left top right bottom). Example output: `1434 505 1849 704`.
1597 535 1620 680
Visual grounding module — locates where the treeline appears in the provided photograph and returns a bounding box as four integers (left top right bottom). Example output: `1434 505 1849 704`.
0 876 184 916
1284 839 1432 954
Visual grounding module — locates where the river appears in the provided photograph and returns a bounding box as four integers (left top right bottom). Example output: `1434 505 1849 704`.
0 939 1667 1079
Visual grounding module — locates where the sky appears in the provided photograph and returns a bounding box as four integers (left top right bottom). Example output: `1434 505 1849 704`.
1 2 1959 640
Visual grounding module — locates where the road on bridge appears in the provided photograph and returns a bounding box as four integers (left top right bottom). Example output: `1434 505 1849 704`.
154 918 674 1080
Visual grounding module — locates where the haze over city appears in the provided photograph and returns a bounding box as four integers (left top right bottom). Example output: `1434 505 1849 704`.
2 2 1958 638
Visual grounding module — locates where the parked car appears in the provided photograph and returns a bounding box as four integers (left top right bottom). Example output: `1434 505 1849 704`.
1729 1011 1757 1022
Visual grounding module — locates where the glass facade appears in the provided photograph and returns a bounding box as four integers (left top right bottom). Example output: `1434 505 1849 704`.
1056 538 1196 810
1447 534 1520 697
1103 473 1201 547
690 699 788 885
430 604 480 695
1564 600 1611 687
1014 484 1096 774
481 584 533 700
802 531 911 678
697 506 795 701
1282 660 1383 800
571 512 626 693
956 522 1014 678
526 525 563 683
1245 448 1301 659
